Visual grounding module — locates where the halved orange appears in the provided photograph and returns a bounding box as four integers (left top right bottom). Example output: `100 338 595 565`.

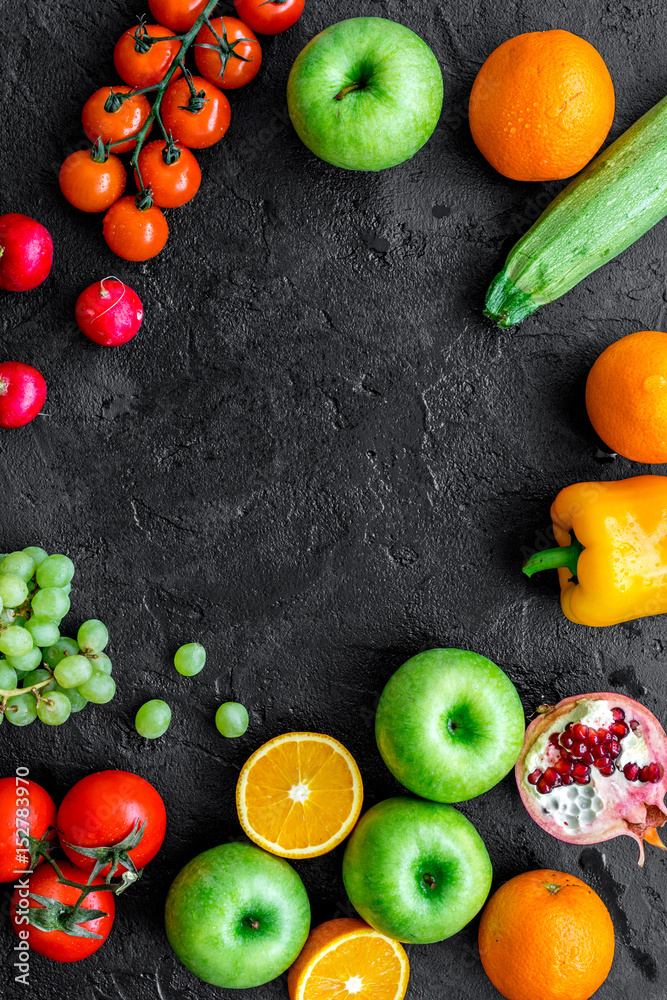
236 732 363 859
288 918 410 1000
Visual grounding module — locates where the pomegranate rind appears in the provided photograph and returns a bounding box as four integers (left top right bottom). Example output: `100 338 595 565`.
515 692 667 865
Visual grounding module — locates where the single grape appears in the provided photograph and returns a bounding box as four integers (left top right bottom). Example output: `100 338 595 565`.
52 681 87 713
31 587 70 621
135 699 171 739
5 645 43 673
43 637 79 669
215 701 249 738
86 651 112 674
174 642 206 676
0 626 34 658
0 552 35 582
0 661 18 691
25 618 60 648
36 691 71 726
22 546 48 568
5 691 37 726
0 573 28 608
54 654 92 689
22 667 54 691
36 554 75 589
77 671 115 704
77 619 108 653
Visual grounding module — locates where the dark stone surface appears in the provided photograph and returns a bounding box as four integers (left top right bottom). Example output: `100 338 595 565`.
1 0 667 996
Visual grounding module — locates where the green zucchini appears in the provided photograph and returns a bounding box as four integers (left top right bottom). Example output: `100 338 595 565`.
485 95 667 327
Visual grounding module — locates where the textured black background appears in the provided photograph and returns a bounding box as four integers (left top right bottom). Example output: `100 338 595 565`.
1 0 667 997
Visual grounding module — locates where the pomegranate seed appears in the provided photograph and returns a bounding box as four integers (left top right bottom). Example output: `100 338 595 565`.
560 734 575 750
591 745 607 761
536 776 552 794
611 721 629 739
630 720 639 731
639 766 651 783
623 762 639 781
563 721 574 731
574 742 588 757
561 774 574 785
548 732 560 747
585 730 600 746
574 773 591 785
601 730 613 745
554 758 573 776
543 767 561 787
572 763 589 778
593 756 611 770
648 762 661 783
597 762 615 777
559 748 575 763
611 707 625 721
579 751 595 765
528 769 542 785
572 723 589 741
608 739 621 758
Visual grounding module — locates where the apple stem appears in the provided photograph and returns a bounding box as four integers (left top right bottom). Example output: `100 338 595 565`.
334 83 361 101
422 873 436 889
522 540 583 580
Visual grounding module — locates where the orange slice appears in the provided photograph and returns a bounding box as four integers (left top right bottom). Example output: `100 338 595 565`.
288 918 410 1000
236 732 363 859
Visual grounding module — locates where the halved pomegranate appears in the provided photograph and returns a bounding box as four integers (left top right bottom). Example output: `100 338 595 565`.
516 693 667 865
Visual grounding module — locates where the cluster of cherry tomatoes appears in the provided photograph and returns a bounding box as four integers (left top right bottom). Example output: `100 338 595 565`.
2 771 166 962
58 0 305 262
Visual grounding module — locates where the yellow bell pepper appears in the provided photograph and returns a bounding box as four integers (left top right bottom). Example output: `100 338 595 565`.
523 475 667 627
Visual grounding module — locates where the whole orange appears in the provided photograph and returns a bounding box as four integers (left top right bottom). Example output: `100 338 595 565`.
469 30 615 181
586 330 667 463
478 869 614 1000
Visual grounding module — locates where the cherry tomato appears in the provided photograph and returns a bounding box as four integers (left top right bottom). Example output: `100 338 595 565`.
148 0 208 32
11 861 115 962
114 23 181 88
161 76 230 147
0 777 56 882
195 16 262 89
0 362 47 429
75 279 144 346
82 86 151 154
103 197 169 261
135 140 201 207
57 770 167 876
0 214 53 292
233 0 304 35
59 149 126 213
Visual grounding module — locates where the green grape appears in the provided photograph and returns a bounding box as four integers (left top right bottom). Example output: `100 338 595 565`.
0 608 17 627
0 661 18 691
36 554 75 589
36 691 71 726
31 587 70 621
77 620 108 653
87 652 112 674
22 546 48 568
174 642 206 676
5 692 37 726
54 655 92 689
0 573 28 608
25 618 60 648
215 702 249 738
43 637 79 669
0 552 36 582
0 626 33 658
52 682 87 713
135 699 171 739
77 671 115 704
6 646 43 673
22 668 54 692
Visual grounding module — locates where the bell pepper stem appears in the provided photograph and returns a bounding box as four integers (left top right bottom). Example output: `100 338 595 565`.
522 541 583 579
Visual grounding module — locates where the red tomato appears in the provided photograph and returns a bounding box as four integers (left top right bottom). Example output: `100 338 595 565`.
195 16 262 89
0 777 56 882
135 140 201 207
82 87 151 154
114 23 181 88
0 362 47 429
59 149 126 213
161 76 230 147
148 0 208 32
11 861 115 962
57 770 166 876
103 197 169 261
0 213 53 292
75 279 144 346
233 0 304 35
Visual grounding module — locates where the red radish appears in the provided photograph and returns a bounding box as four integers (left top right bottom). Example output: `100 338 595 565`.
75 277 143 346
0 362 47 428
0 214 53 291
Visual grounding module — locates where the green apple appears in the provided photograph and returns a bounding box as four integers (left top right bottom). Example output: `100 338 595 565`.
342 796 492 943
375 648 525 802
287 17 443 171
165 842 310 989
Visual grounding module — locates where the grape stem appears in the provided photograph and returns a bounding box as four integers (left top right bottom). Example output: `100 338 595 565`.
0 675 53 715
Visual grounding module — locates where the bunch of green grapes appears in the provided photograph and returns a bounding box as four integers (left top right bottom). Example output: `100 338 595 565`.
0 547 115 727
